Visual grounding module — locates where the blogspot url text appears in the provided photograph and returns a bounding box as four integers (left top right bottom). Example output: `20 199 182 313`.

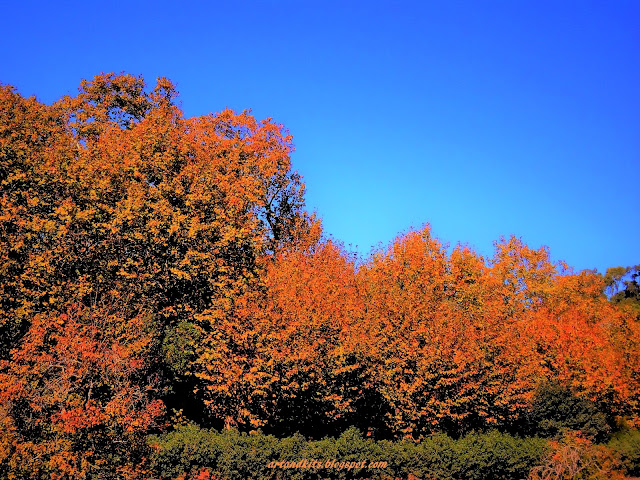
267 459 389 470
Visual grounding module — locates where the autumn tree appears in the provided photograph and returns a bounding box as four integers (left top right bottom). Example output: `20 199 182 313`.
0 73 312 477
0 304 164 479
528 269 640 426
0 84 73 359
190 237 384 438
356 229 546 438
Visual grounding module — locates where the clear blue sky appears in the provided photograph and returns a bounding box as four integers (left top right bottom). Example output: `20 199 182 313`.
2 1 638 273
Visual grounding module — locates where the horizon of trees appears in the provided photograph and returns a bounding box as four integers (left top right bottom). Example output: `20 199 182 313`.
1 73 639 479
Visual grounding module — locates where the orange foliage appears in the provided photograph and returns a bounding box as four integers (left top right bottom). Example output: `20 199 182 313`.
1 73 639 476
0 73 311 476
358 229 544 437
357 229 640 438
0 304 163 478
194 239 367 436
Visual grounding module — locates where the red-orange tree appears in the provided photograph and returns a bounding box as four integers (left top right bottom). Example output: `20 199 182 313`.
191 235 381 438
357 228 539 438
0 304 164 479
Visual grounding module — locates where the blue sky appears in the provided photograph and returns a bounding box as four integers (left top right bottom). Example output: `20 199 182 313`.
2 1 638 273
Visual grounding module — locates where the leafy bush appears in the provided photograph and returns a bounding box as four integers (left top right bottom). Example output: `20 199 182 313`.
522 382 613 442
609 427 640 476
453 430 548 480
148 426 548 480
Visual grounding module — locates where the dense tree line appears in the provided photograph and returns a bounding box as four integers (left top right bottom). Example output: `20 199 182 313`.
1 73 639 479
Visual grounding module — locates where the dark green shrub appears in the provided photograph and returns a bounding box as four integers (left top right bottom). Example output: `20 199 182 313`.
522 382 613 442
453 430 548 480
609 427 640 476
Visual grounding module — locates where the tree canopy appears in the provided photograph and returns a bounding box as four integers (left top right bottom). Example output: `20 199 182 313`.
1 73 639 479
